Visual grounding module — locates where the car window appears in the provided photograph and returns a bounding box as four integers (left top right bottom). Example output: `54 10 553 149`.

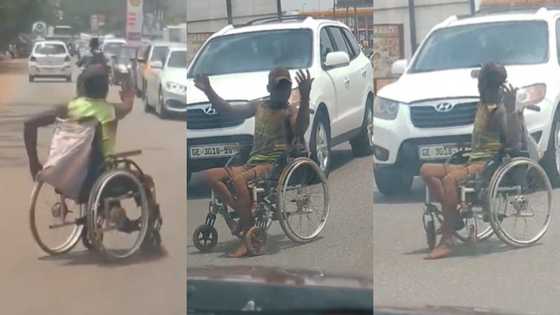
188 29 313 77
320 28 336 64
103 42 124 55
34 43 66 55
151 46 170 62
327 27 352 58
342 28 361 59
411 21 548 72
167 50 187 68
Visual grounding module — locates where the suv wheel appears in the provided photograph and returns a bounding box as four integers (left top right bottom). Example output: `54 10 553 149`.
542 110 560 186
374 166 413 196
29 75 34 82
310 110 331 177
350 96 374 157
144 89 151 113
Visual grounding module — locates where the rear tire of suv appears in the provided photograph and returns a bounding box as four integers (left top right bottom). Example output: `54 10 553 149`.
542 111 560 187
310 109 331 177
156 87 169 119
144 90 151 113
374 166 413 196
350 96 374 157
29 75 34 83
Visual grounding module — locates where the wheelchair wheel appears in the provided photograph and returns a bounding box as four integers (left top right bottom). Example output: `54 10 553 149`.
193 224 218 252
487 158 552 247
422 209 437 250
277 158 329 243
453 207 494 244
29 180 84 255
87 169 150 260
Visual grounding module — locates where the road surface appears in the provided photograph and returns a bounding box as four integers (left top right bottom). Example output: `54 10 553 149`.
0 59 185 315
373 173 560 315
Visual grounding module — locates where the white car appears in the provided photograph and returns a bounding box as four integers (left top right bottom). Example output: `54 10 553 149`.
142 41 183 112
144 46 187 117
101 38 127 60
186 16 374 182
28 40 73 82
373 7 560 195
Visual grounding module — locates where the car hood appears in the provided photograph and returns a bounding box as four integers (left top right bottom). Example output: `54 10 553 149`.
162 67 187 84
187 265 372 289
186 71 275 104
375 305 531 315
379 65 552 104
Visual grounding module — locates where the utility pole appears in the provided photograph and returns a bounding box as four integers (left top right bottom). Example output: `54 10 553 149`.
277 0 282 18
408 0 418 54
226 0 233 25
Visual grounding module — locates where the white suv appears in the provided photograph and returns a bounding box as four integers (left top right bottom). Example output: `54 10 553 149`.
186 16 374 182
374 7 560 195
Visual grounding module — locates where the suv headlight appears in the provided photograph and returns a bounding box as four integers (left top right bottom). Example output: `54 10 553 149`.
374 96 400 120
515 83 546 112
165 81 187 95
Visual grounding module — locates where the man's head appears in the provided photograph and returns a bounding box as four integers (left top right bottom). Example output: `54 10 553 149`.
267 68 292 108
82 65 109 99
89 37 100 52
478 63 507 105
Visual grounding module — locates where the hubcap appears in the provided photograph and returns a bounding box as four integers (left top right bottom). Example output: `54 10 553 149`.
366 106 374 147
315 122 329 172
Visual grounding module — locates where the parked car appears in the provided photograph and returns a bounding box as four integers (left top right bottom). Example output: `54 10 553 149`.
141 41 182 109
185 16 374 182
28 40 72 82
144 46 187 118
373 7 560 195
133 41 152 98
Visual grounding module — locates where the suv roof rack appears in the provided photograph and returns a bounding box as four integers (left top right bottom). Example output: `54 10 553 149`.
235 15 311 27
475 5 560 16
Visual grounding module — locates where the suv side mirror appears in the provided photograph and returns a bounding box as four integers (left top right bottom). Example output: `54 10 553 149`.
150 60 163 69
391 59 408 76
324 51 350 68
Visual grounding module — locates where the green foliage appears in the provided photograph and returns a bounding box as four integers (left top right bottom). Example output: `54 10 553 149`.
0 0 55 48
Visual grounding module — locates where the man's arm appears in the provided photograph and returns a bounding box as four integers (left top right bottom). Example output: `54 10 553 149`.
498 84 524 150
114 88 135 120
291 70 313 140
194 75 257 120
23 105 67 179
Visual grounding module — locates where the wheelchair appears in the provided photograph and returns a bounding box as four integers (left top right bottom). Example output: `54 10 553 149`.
29 124 162 261
422 145 552 250
192 145 330 256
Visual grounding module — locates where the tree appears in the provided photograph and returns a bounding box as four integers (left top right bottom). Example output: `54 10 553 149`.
0 0 55 49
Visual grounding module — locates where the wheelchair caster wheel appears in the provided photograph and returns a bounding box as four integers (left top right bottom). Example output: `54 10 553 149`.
81 227 95 251
141 230 162 251
193 224 218 252
245 226 267 256
424 220 436 250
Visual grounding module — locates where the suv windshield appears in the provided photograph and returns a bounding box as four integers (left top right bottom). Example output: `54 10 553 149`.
167 50 187 68
104 42 125 55
188 29 313 77
35 43 66 55
410 21 548 73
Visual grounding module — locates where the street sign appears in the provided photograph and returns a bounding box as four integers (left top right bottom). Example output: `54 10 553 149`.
126 0 144 46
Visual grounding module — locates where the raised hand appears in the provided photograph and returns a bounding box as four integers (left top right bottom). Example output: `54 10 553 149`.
194 74 212 94
296 69 314 101
501 83 517 113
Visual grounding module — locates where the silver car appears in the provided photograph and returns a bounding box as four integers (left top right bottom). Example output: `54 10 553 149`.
28 40 73 82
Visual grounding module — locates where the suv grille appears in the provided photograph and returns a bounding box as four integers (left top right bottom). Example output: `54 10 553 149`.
410 102 477 128
186 107 245 130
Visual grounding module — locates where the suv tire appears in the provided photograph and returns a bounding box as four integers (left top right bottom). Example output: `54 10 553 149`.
310 109 331 177
374 166 413 195
350 96 374 157
542 110 560 186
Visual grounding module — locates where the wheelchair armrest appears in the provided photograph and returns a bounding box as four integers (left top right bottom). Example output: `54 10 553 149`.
502 148 530 159
107 150 142 159
445 149 472 166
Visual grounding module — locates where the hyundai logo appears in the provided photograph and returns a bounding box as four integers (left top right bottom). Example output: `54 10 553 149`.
203 106 217 115
434 102 454 113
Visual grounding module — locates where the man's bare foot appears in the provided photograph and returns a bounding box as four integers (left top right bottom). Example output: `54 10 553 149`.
227 242 248 258
425 239 452 260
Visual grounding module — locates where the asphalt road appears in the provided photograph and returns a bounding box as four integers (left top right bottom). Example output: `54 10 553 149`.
373 173 560 315
0 59 185 315
187 128 374 278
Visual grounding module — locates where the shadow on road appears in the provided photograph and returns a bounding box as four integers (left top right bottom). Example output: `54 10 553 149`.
37 246 169 267
0 59 25 74
187 234 323 257
187 148 361 200
404 238 537 259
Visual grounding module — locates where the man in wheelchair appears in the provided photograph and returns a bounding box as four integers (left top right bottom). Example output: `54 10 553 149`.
420 63 526 259
23 64 147 234
194 68 313 257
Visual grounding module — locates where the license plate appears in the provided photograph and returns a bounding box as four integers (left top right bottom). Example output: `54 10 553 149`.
418 144 468 161
190 144 240 159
